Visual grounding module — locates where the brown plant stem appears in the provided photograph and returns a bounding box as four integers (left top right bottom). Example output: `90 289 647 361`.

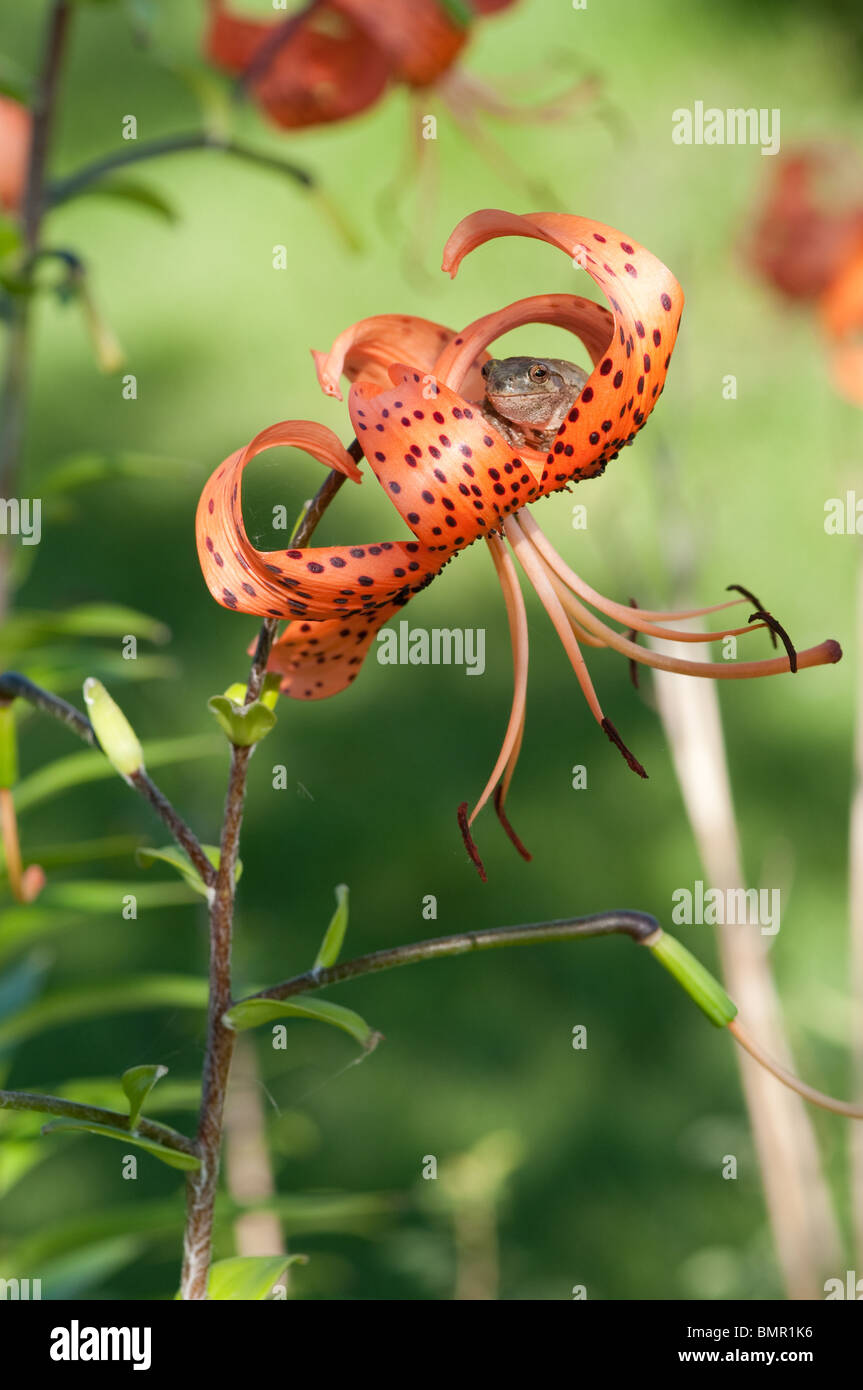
0 1088 197 1158
0 0 71 607
243 911 662 1004
177 463 353 1297
47 132 314 208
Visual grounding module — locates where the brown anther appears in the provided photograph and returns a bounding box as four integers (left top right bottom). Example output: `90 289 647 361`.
457 801 488 882
601 717 648 779
748 610 798 673
493 785 532 862
727 583 777 648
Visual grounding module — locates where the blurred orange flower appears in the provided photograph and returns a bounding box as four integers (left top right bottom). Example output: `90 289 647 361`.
0 96 31 215
749 147 863 405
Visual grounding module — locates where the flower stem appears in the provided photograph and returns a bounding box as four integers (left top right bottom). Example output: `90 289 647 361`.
0 1088 197 1158
47 132 314 209
0 1 72 574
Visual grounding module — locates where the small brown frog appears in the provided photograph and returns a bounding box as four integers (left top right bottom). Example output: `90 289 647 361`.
479 356 590 452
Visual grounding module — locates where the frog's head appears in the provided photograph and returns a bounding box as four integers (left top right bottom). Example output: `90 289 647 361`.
481 356 587 428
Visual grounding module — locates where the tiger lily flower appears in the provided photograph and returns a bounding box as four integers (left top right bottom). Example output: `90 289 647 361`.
197 209 842 878
205 1 596 164
748 147 863 405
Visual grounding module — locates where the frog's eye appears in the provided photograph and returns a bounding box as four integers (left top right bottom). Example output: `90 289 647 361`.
528 364 550 383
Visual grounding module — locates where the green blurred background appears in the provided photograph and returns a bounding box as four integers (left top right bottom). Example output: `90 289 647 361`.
1 0 862 1299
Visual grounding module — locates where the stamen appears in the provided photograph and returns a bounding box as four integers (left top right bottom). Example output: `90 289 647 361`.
627 598 640 690
520 512 765 638
458 801 487 882
747 609 798 673
493 785 532 861
467 534 529 826
601 718 648 779
727 583 777 647
518 519 838 679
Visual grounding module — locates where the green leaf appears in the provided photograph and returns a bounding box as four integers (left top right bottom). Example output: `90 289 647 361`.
223 995 380 1052
121 1063 168 1129
40 451 197 497
71 176 177 223
646 931 738 1028
0 974 209 1048
136 844 241 898
41 1118 200 1171
14 734 222 813
314 884 349 970
39 879 197 911
208 694 276 747
0 703 18 787
0 834 142 875
39 1235 142 1299
206 1255 307 1301
0 214 21 260
1 603 170 651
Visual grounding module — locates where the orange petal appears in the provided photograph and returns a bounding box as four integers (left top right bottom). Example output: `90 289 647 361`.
267 601 406 699
330 0 467 87
442 210 684 492
349 363 541 552
312 313 487 400
820 242 863 406
206 1 390 130
433 291 614 470
0 96 31 214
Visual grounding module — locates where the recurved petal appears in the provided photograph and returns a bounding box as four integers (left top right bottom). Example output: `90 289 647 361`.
442 209 684 492
312 313 488 400
331 0 468 87
196 419 362 620
350 363 540 551
206 1 391 130
267 601 406 699
433 291 614 470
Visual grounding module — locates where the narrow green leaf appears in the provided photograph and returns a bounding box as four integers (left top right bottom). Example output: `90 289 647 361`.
223 995 380 1052
1 604 170 658
0 974 209 1047
206 1255 307 1301
314 884 349 969
136 844 241 897
646 931 738 1028
40 451 196 497
208 694 276 747
14 734 222 813
71 176 177 223
0 703 17 787
41 1118 200 1171
121 1063 168 1129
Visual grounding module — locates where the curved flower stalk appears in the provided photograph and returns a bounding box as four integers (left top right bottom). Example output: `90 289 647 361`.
748 146 863 405
197 209 842 878
0 96 31 215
